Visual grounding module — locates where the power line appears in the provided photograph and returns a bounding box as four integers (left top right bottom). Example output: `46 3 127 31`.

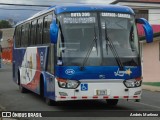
0 8 42 11
0 3 50 7
0 2 86 7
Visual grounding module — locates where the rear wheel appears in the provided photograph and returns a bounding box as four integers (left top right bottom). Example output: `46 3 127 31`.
106 99 119 106
135 99 140 102
18 71 28 93
19 85 28 93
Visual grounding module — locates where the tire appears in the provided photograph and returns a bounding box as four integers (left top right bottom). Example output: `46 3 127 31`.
18 71 28 93
106 99 119 106
45 98 53 106
40 75 44 98
135 99 140 102
19 85 28 93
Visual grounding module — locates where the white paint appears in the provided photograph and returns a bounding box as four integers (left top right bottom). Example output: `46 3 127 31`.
20 47 37 85
149 9 160 24
130 101 160 110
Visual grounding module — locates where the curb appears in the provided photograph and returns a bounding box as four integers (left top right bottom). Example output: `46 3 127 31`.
2 60 12 65
142 85 160 92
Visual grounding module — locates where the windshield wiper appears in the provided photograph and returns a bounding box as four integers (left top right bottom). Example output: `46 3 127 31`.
105 22 124 70
80 25 98 71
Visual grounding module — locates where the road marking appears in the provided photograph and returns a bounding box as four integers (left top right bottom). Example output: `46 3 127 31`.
130 101 160 110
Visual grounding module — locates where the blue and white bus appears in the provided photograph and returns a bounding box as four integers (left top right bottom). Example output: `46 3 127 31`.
13 4 153 105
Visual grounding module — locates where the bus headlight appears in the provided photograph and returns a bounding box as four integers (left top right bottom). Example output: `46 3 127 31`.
124 78 142 88
57 78 80 89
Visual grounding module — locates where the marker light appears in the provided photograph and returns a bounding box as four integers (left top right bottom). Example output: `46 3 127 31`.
57 78 80 89
124 77 142 88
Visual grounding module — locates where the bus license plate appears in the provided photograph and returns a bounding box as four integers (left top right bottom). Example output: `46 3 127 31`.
96 90 108 95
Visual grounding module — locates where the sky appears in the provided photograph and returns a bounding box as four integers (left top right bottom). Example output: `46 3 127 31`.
0 0 114 23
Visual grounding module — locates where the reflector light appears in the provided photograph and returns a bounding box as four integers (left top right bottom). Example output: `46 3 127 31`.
123 96 129 98
71 96 77 99
60 96 66 99
103 96 109 99
114 96 119 98
93 96 98 99
133 96 138 98
82 96 88 99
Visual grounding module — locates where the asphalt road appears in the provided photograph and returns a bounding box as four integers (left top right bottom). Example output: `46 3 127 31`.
0 64 160 120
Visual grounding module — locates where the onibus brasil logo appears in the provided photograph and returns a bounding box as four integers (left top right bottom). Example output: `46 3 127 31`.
114 68 132 77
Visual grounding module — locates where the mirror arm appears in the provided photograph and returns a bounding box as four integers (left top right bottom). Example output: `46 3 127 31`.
136 18 153 43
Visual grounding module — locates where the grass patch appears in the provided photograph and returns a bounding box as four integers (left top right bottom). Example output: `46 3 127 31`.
143 82 160 87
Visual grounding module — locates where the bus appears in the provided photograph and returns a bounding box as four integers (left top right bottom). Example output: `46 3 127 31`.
13 4 153 106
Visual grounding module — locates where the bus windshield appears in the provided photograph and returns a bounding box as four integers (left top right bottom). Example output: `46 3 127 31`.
57 12 140 66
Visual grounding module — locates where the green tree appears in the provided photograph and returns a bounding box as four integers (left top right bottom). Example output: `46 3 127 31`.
0 20 12 28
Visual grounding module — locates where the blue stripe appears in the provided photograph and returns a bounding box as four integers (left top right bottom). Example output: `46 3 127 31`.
55 66 141 80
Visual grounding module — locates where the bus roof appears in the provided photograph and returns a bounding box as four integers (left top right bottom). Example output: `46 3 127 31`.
16 4 134 26
54 4 134 15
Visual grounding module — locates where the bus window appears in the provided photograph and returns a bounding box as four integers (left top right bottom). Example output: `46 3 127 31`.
28 23 31 46
31 20 37 46
17 26 21 47
15 27 19 48
21 24 29 47
37 18 43 45
25 23 30 46
21 25 25 47
43 14 53 44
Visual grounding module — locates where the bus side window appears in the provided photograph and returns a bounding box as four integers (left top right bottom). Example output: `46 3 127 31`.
28 23 31 46
30 22 34 45
31 20 37 46
15 27 19 48
37 18 43 45
43 14 53 44
21 24 29 47
18 26 21 47
26 23 29 46
21 25 25 47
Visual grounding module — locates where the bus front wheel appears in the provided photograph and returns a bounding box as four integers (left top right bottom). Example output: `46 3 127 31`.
45 98 54 106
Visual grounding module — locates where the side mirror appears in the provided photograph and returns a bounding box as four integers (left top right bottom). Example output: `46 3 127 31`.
50 19 59 44
136 18 153 43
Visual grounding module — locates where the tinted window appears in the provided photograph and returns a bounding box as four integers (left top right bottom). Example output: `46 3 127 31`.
43 14 53 44
31 20 37 45
21 24 29 47
37 18 43 45
15 26 21 48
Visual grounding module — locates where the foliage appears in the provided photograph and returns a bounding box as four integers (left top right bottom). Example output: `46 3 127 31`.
0 20 12 28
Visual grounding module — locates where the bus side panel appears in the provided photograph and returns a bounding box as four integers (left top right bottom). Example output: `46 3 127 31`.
13 48 26 84
44 72 55 100
20 47 48 94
